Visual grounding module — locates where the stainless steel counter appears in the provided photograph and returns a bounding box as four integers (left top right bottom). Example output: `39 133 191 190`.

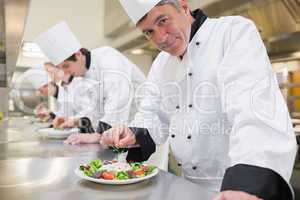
0 117 215 200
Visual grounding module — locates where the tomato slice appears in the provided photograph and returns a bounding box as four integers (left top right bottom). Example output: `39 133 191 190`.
102 172 115 180
133 170 144 176
141 165 149 171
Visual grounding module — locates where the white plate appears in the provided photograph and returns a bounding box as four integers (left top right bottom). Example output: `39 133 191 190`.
37 128 79 139
33 122 52 129
74 168 159 185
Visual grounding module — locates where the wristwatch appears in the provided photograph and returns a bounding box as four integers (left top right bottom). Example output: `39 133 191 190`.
78 117 91 128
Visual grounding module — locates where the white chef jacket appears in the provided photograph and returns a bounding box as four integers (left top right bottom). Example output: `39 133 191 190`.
131 16 297 192
83 47 146 126
54 77 101 128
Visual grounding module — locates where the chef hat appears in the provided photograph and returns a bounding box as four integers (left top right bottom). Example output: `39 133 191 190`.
119 0 161 24
35 21 82 65
23 67 49 90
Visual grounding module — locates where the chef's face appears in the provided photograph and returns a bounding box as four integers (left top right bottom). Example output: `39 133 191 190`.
44 62 66 83
137 1 192 56
57 51 86 77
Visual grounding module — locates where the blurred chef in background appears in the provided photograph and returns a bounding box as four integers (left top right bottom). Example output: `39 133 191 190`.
23 65 101 133
44 62 101 133
22 66 57 122
52 76 101 133
35 21 146 141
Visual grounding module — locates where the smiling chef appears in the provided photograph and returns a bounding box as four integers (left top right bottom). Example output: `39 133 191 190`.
99 0 298 200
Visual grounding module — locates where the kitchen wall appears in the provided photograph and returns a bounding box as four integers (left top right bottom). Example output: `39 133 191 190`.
17 0 110 68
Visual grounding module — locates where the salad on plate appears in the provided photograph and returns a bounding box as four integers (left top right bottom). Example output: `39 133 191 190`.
77 159 158 183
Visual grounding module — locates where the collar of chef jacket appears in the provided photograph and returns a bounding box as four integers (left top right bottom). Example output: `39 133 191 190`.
85 50 91 70
84 50 100 81
190 9 207 42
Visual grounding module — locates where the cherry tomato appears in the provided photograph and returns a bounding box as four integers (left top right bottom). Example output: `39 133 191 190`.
133 170 144 176
102 172 115 180
141 165 149 171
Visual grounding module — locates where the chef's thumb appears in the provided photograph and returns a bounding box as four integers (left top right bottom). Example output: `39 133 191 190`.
119 135 132 148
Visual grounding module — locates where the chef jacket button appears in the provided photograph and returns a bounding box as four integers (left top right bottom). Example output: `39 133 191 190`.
176 105 180 109
188 104 193 108
188 72 193 76
196 42 200 46
192 166 197 170
187 135 192 139
171 134 175 138
178 163 182 167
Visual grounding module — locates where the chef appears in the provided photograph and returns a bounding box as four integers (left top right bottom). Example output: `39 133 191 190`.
23 66 100 133
44 63 101 132
23 67 55 97
100 0 298 199
22 67 57 121
53 76 102 133
35 21 146 141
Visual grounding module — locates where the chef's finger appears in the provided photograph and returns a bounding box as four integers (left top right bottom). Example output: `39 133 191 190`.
52 119 59 127
99 138 109 149
63 135 76 144
119 134 134 148
59 123 66 129
63 138 73 144
71 138 81 145
102 131 113 146
53 117 64 127
114 127 125 146
66 135 81 145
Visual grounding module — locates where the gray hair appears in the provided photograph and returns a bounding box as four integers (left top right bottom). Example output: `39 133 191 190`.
156 0 181 10
137 0 181 24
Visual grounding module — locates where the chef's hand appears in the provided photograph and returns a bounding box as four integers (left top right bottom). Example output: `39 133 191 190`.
52 116 66 128
100 125 136 148
213 191 263 200
59 117 80 129
35 104 50 120
64 133 101 145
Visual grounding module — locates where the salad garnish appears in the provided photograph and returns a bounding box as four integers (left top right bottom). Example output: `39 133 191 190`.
79 159 156 180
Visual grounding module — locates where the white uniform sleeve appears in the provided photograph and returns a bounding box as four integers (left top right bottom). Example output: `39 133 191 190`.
96 48 138 126
100 75 132 125
53 85 65 117
217 17 297 184
73 80 101 127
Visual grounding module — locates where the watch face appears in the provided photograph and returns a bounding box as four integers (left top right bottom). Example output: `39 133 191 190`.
80 117 90 127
